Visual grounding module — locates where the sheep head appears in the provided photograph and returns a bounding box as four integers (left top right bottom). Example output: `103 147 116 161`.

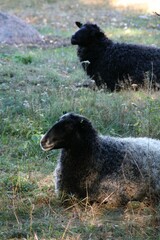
71 22 105 46
40 113 95 151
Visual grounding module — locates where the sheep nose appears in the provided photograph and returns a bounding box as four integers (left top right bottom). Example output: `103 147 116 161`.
71 35 77 45
40 135 47 148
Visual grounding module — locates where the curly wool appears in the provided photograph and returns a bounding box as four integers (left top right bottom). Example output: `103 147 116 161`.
71 22 160 91
41 113 160 206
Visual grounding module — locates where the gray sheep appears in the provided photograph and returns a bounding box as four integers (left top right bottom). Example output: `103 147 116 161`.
40 112 160 206
71 22 160 91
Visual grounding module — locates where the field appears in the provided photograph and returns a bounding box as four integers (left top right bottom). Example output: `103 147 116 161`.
1 0 160 239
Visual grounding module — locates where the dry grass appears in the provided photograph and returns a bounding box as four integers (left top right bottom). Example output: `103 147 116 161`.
111 0 160 12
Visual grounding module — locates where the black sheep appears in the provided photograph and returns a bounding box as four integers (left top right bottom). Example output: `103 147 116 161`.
40 112 160 206
71 22 160 91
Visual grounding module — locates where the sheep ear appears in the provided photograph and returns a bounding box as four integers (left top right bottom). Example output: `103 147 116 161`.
75 21 83 28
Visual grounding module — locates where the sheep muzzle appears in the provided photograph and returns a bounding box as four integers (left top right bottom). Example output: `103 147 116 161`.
40 135 55 151
71 35 78 45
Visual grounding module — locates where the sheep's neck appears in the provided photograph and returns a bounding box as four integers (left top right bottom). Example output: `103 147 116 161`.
64 134 98 161
78 41 112 65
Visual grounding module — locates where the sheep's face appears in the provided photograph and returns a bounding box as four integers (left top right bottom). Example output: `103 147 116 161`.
40 113 93 151
71 22 104 46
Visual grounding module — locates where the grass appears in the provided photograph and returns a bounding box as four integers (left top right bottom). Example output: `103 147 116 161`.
1 0 160 239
